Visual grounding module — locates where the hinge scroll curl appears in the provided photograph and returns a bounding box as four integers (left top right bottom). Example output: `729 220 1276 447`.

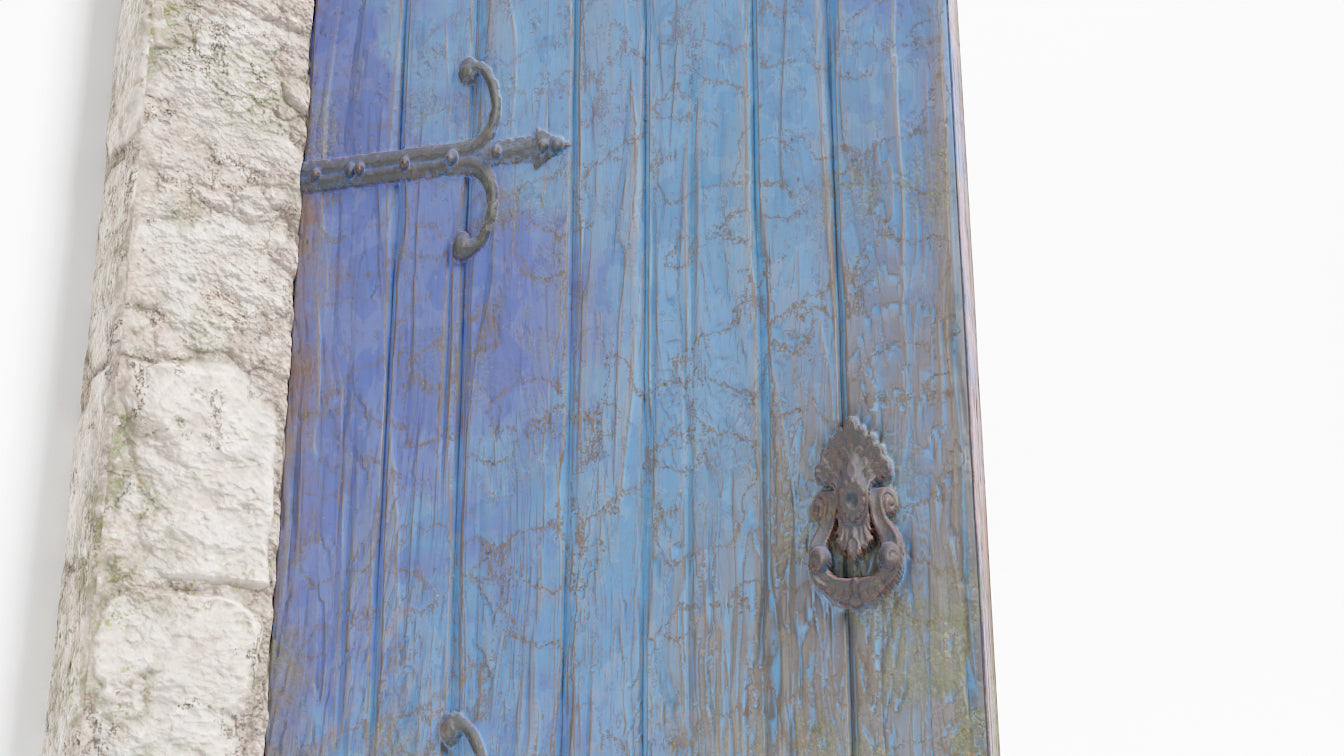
439 711 487 755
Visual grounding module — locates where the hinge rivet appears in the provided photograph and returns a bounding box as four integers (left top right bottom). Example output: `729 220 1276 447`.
491 143 503 161
399 155 411 171
355 161 366 176
309 167 321 181
538 136 551 153
446 149 460 167
345 161 357 177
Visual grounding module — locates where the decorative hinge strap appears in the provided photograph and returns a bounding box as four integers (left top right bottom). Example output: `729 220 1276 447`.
299 57 569 261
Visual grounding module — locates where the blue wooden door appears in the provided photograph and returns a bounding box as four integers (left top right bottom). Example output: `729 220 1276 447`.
269 1 993 754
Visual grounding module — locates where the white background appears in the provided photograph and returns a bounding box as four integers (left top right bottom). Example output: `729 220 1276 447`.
2 0 1341 753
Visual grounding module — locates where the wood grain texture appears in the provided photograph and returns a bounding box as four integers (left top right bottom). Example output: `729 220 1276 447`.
366 2 472 754
562 0 647 751
830 0 993 754
269 0 409 752
754 0 853 751
454 0 573 753
641 2 772 754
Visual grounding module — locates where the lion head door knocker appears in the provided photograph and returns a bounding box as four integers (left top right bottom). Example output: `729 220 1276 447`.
808 417 907 610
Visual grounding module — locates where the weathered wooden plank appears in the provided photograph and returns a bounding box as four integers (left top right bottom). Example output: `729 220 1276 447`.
641 2 777 753
562 0 648 752
268 0 407 752
453 0 574 753
754 0 853 751
831 0 991 754
300 0 404 162
366 1 472 752
639 4 699 741
945 1 998 750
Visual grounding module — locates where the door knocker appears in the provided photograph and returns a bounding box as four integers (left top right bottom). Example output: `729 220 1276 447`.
808 417 907 610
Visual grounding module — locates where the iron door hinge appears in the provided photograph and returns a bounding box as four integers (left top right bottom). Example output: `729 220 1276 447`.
299 57 569 261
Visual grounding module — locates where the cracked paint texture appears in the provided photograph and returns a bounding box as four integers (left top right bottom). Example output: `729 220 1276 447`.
270 0 993 755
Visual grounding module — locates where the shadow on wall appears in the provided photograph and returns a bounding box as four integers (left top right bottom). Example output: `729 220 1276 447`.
14 1 123 754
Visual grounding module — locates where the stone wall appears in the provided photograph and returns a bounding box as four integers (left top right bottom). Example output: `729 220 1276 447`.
44 0 312 753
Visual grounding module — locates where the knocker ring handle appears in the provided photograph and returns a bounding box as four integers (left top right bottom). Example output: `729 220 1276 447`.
439 711 488 755
807 417 908 610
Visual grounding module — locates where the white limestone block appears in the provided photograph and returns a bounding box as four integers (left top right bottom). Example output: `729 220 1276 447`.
97 359 279 588
92 593 262 755
44 0 314 753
